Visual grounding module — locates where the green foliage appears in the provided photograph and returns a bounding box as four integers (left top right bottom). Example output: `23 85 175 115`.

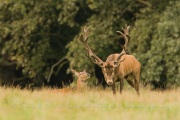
130 1 180 87
0 0 179 88
0 0 80 83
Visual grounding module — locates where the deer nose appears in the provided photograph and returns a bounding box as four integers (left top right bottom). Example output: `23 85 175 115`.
107 82 113 85
107 81 113 85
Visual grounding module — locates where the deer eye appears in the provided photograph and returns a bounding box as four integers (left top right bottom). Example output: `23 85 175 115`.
114 62 119 67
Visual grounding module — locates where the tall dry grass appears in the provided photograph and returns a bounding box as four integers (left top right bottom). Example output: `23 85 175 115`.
0 86 179 120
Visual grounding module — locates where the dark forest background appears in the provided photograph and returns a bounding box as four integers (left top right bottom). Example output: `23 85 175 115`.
0 0 179 89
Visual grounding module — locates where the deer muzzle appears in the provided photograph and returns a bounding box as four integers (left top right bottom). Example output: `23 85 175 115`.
107 79 113 85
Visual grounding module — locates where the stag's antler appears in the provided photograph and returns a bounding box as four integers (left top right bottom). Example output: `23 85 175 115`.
117 24 131 54
112 51 126 68
116 52 125 62
79 26 104 67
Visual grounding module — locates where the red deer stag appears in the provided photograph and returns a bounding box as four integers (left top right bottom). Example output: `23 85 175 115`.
79 26 141 95
71 68 90 89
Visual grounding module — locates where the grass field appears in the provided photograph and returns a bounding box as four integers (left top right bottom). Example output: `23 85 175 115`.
0 86 179 120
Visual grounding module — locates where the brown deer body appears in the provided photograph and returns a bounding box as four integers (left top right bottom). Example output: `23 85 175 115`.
103 54 141 95
71 69 90 89
79 25 141 95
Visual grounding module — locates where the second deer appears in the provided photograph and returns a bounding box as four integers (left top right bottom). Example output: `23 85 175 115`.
71 69 90 89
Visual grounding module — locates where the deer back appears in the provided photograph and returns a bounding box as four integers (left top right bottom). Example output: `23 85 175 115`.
106 54 141 77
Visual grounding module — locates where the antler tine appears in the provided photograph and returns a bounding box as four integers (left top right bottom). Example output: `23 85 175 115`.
82 26 90 41
79 26 90 51
121 24 130 35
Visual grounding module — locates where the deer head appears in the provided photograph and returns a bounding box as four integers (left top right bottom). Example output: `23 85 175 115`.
71 68 90 82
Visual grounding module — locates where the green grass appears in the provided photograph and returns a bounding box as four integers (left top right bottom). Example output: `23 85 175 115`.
0 86 179 120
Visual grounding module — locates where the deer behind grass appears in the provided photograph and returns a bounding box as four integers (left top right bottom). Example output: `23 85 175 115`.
71 69 90 89
79 25 141 95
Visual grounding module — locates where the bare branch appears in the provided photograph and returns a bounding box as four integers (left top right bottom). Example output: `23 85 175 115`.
47 57 66 82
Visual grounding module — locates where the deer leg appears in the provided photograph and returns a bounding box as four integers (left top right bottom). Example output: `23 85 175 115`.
134 73 140 95
126 79 135 88
120 78 124 94
112 83 116 95
126 75 135 88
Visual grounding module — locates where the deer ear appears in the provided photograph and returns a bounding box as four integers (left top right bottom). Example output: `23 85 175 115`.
71 68 79 76
83 69 86 72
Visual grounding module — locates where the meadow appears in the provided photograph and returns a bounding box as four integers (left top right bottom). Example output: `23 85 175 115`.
0 86 179 120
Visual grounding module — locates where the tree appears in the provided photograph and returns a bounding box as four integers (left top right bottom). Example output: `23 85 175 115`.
130 0 180 88
1 0 179 89
0 0 80 87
